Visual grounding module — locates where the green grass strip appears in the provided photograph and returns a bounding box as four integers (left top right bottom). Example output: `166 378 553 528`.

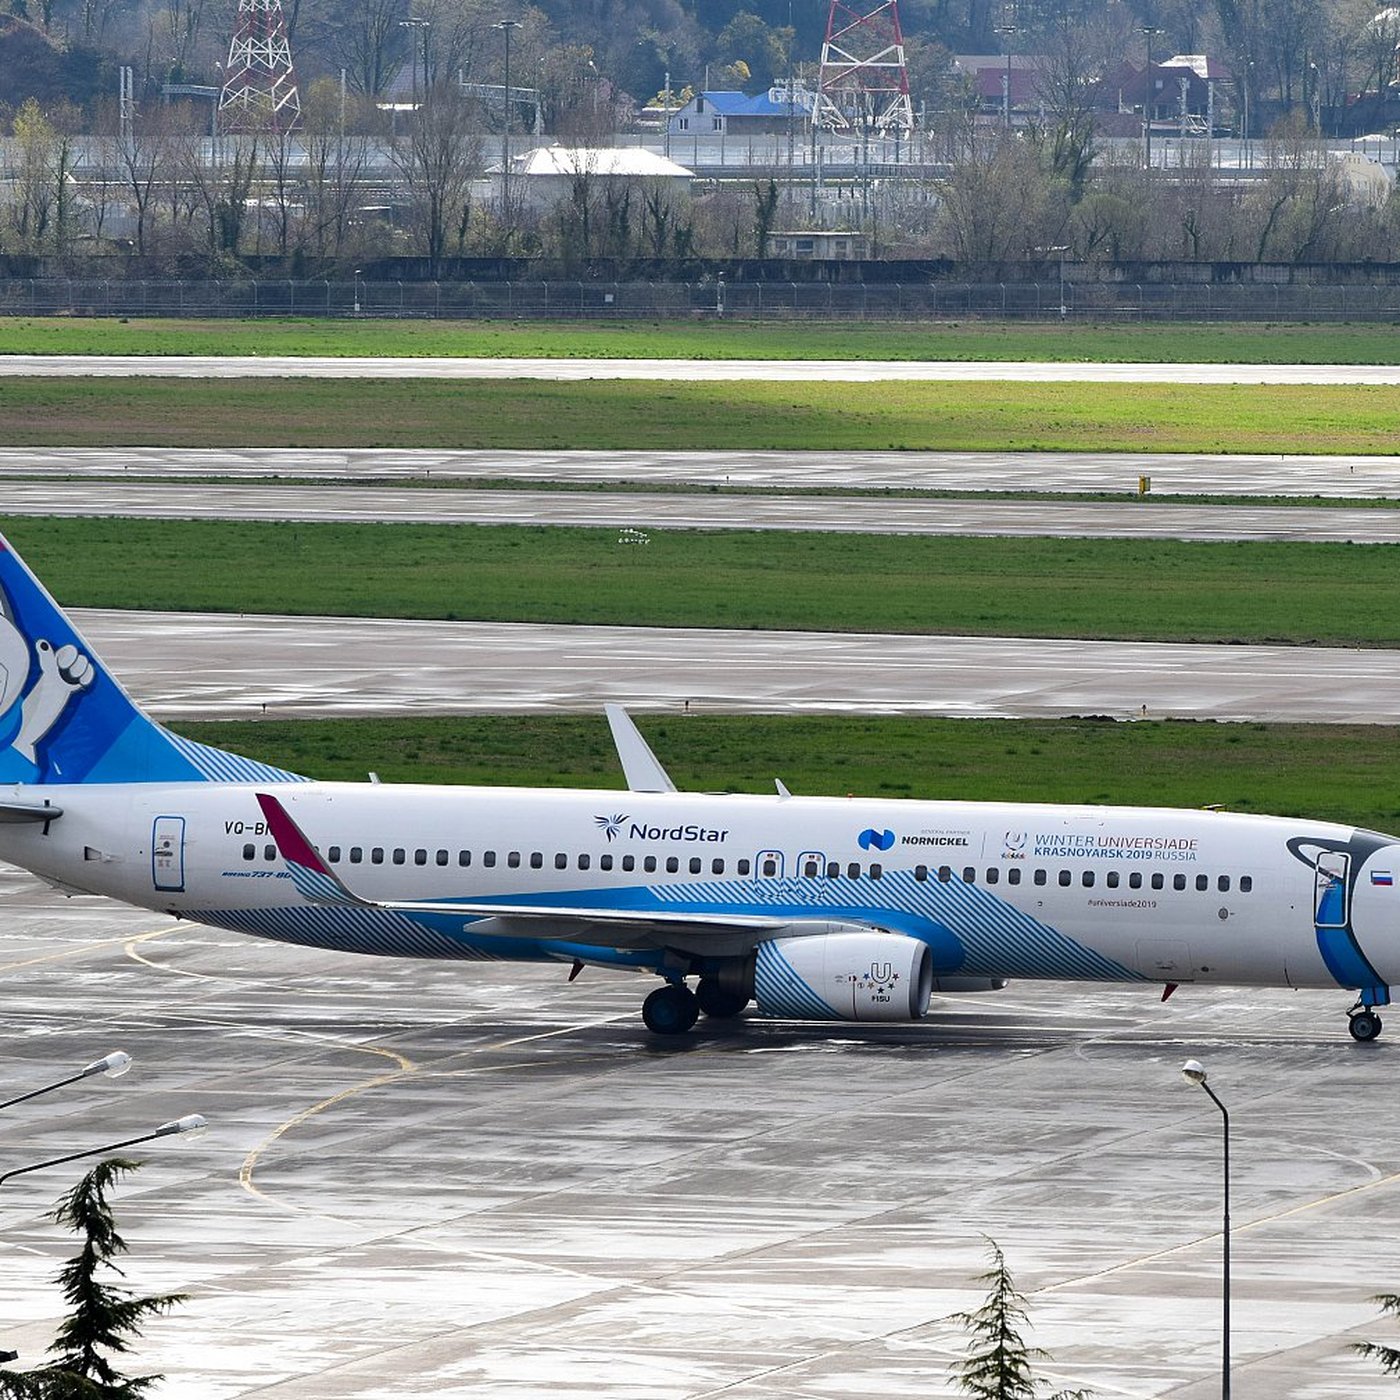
5 316 1400 364
1 377 1399 453
172 713 1400 832
6 517 1400 646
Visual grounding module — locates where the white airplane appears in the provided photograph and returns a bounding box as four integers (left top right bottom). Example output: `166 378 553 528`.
0 530 1393 1041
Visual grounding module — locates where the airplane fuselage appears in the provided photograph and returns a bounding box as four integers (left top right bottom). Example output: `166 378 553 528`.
5 780 1394 998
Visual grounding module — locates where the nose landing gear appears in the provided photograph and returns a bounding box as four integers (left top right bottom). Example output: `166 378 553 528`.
1348 1003 1384 1043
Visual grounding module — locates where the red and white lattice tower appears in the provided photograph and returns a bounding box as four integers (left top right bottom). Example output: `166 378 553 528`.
218 0 301 132
815 0 914 133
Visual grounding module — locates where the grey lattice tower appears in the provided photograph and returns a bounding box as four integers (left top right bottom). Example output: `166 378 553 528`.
218 0 301 131
815 0 914 132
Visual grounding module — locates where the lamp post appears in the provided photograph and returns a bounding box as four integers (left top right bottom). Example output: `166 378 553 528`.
995 22 1017 130
1182 1059 1230 1400
0 1052 131 1112
398 17 430 108
496 19 521 221
1140 26 1164 174
0 1115 208 1189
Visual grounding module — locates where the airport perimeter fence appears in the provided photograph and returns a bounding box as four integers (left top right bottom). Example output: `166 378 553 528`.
6 276 1400 321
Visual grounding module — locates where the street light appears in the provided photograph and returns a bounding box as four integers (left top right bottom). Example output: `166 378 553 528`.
1140 26 1165 174
496 19 521 223
0 1052 132 1113
0 1115 208 1189
398 17 431 108
995 22 1017 130
1182 1059 1230 1400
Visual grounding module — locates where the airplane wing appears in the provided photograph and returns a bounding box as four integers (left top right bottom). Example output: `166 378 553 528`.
255 792 863 953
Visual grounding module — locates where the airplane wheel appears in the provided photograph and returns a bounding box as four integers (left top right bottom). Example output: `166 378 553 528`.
643 984 699 1035
1349 1010 1383 1043
696 979 749 1020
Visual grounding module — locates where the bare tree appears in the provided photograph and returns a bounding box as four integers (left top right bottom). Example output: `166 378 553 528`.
388 82 483 272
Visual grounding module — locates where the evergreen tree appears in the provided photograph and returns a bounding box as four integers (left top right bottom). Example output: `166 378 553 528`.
0 1159 186 1400
1353 1294 1400 1378
950 1237 1090 1400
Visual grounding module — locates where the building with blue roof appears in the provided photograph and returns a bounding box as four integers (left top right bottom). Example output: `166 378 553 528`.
668 86 815 137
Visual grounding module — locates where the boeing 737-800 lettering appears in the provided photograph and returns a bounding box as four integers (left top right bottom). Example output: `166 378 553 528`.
0 531 1392 1039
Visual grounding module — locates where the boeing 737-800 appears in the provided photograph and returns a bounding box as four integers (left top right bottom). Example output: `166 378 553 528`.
0 530 1393 1039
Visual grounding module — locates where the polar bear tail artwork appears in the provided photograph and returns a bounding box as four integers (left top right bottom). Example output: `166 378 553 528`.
0 531 303 788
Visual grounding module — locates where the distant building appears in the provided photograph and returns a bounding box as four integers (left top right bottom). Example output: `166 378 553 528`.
667 87 814 137
1113 54 1233 135
767 229 869 259
487 144 694 207
951 54 1039 120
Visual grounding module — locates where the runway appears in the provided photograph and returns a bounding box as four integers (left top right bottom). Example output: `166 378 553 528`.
0 871 1394 1399
69 608 1400 723
5 353 1400 383
11 481 1400 542
6 446 1400 498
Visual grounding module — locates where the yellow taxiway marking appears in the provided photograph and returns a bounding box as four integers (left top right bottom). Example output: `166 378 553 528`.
0 924 173 973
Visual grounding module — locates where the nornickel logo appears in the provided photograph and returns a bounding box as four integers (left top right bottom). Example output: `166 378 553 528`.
858 828 896 852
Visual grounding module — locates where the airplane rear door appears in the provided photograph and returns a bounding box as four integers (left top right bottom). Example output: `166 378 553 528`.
152 815 186 892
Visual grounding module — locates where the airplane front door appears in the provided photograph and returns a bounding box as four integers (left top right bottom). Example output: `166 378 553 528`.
1315 851 1350 928
152 816 186 892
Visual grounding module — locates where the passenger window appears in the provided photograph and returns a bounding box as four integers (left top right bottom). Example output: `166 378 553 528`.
1007 867 1021 885
644 856 658 873
328 845 341 863
554 853 568 870
392 848 405 865
689 857 702 874
962 867 975 883
712 858 724 875
458 850 470 867
738 859 751 876
1128 871 1142 889
371 847 385 864
242 843 255 860
1174 874 1187 891
1034 869 1047 886
623 855 636 872
914 865 929 882
869 863 882 879
600 854 613 871
264 844 276 861
986 867 999 884
530 852 543 869
483 850 496 868
803 860 818 877
1240 875 1253 893
436 849 448 866
761 858 777 877
1058 870 1072 887
1218 875 1230 891
414 849 427 866
350 846 363 864
938 865 952 882
1151 872 1164 889
507 851 521 869
827 861 841 878
1081 870 1094 887
1196 874 1209 891
578 854 590 870
666 857 679 873
1106 870 1119 888
848 862 861 879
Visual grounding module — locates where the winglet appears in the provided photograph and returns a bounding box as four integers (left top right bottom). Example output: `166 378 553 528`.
604 705 677 793
256 793 363 906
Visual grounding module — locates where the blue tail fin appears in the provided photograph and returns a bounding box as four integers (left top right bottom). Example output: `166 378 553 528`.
0 532 303 786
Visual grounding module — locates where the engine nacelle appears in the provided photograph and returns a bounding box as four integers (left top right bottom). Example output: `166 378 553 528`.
930 976 1008 993
752 932 933 1022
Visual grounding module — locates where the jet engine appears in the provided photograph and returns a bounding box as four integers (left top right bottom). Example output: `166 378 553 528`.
752 931 933 1022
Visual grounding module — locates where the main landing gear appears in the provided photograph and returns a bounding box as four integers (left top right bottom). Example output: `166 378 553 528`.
642 979 752 1034
1348 1004 1384 1043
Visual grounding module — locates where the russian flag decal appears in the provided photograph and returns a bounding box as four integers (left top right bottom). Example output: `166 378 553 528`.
1372 870 1394 887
